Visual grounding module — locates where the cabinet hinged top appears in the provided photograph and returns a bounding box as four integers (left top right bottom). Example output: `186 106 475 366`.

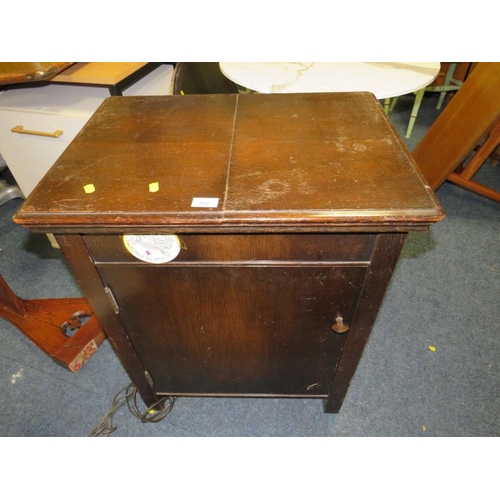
14 92 444 231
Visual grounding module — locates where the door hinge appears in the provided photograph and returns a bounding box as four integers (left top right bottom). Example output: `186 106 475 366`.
104 286 120 314
145 370 154 388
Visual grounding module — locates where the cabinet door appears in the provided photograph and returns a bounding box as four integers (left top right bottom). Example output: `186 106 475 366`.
98 265 366 397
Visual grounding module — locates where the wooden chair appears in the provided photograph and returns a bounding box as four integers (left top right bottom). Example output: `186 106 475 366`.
171 62 238 95
413 62 500 203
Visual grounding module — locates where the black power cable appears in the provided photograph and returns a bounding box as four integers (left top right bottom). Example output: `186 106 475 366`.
90 383 178 437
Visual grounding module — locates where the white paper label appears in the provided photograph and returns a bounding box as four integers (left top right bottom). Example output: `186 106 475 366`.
191 197 219 208
122 235 182 264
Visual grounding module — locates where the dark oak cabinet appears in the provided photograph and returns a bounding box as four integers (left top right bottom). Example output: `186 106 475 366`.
14 93 444 413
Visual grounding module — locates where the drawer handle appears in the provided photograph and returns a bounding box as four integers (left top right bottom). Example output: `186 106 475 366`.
11 125 63 138
331 316 349 334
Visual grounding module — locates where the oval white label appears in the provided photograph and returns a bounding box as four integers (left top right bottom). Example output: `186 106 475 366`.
122 234 182 264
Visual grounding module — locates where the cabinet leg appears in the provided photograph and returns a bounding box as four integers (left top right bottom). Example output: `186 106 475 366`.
324 397 342 414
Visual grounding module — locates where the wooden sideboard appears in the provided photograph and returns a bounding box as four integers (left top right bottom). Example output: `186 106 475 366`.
14 93 444 413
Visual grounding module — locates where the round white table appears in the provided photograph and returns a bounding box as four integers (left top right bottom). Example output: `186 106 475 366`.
219 62 440 98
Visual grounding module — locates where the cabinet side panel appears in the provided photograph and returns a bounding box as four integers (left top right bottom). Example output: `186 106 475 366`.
54 234 160 408
325 232 407 413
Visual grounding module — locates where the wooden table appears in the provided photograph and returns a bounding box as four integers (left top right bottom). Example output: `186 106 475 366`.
14 92 444 413
0 62 163 95
0 62 73 85
49 62 163 95
219 62 440 112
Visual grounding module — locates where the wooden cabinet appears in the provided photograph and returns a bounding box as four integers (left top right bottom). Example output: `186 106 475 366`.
14 93 444 413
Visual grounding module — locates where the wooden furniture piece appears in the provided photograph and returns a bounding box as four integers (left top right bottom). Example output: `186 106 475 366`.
50 62 165 96
14 93 444 413
219 62 440 113
0 275 105 372
413 62 500 202
0 62 73 85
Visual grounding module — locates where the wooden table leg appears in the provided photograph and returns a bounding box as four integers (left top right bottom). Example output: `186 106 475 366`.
0 275 106 372
413 62 500 192
447 119 500 203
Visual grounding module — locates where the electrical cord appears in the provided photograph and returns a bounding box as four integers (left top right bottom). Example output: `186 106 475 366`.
90 383 178 437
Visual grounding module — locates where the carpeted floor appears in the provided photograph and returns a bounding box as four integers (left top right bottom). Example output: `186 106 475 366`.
1 92 499 437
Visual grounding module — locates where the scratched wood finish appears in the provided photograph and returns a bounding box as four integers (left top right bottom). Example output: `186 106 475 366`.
14 93 444 413
15 93 443 230
0 62 73 85
97 264 366 396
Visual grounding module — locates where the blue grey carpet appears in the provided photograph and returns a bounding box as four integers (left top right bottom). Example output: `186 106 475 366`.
1 93 499 437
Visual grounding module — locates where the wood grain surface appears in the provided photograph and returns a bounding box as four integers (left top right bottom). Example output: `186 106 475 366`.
15 92 444 231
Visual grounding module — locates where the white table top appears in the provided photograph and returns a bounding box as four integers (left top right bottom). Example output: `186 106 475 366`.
219 62 441 99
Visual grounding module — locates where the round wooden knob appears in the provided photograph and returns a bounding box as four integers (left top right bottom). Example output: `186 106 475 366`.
331 316 349 334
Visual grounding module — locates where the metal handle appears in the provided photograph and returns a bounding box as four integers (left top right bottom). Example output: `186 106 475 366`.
11 125 63 138
331 316 349 334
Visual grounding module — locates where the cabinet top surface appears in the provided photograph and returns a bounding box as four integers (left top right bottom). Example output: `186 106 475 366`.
15 93 444 230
